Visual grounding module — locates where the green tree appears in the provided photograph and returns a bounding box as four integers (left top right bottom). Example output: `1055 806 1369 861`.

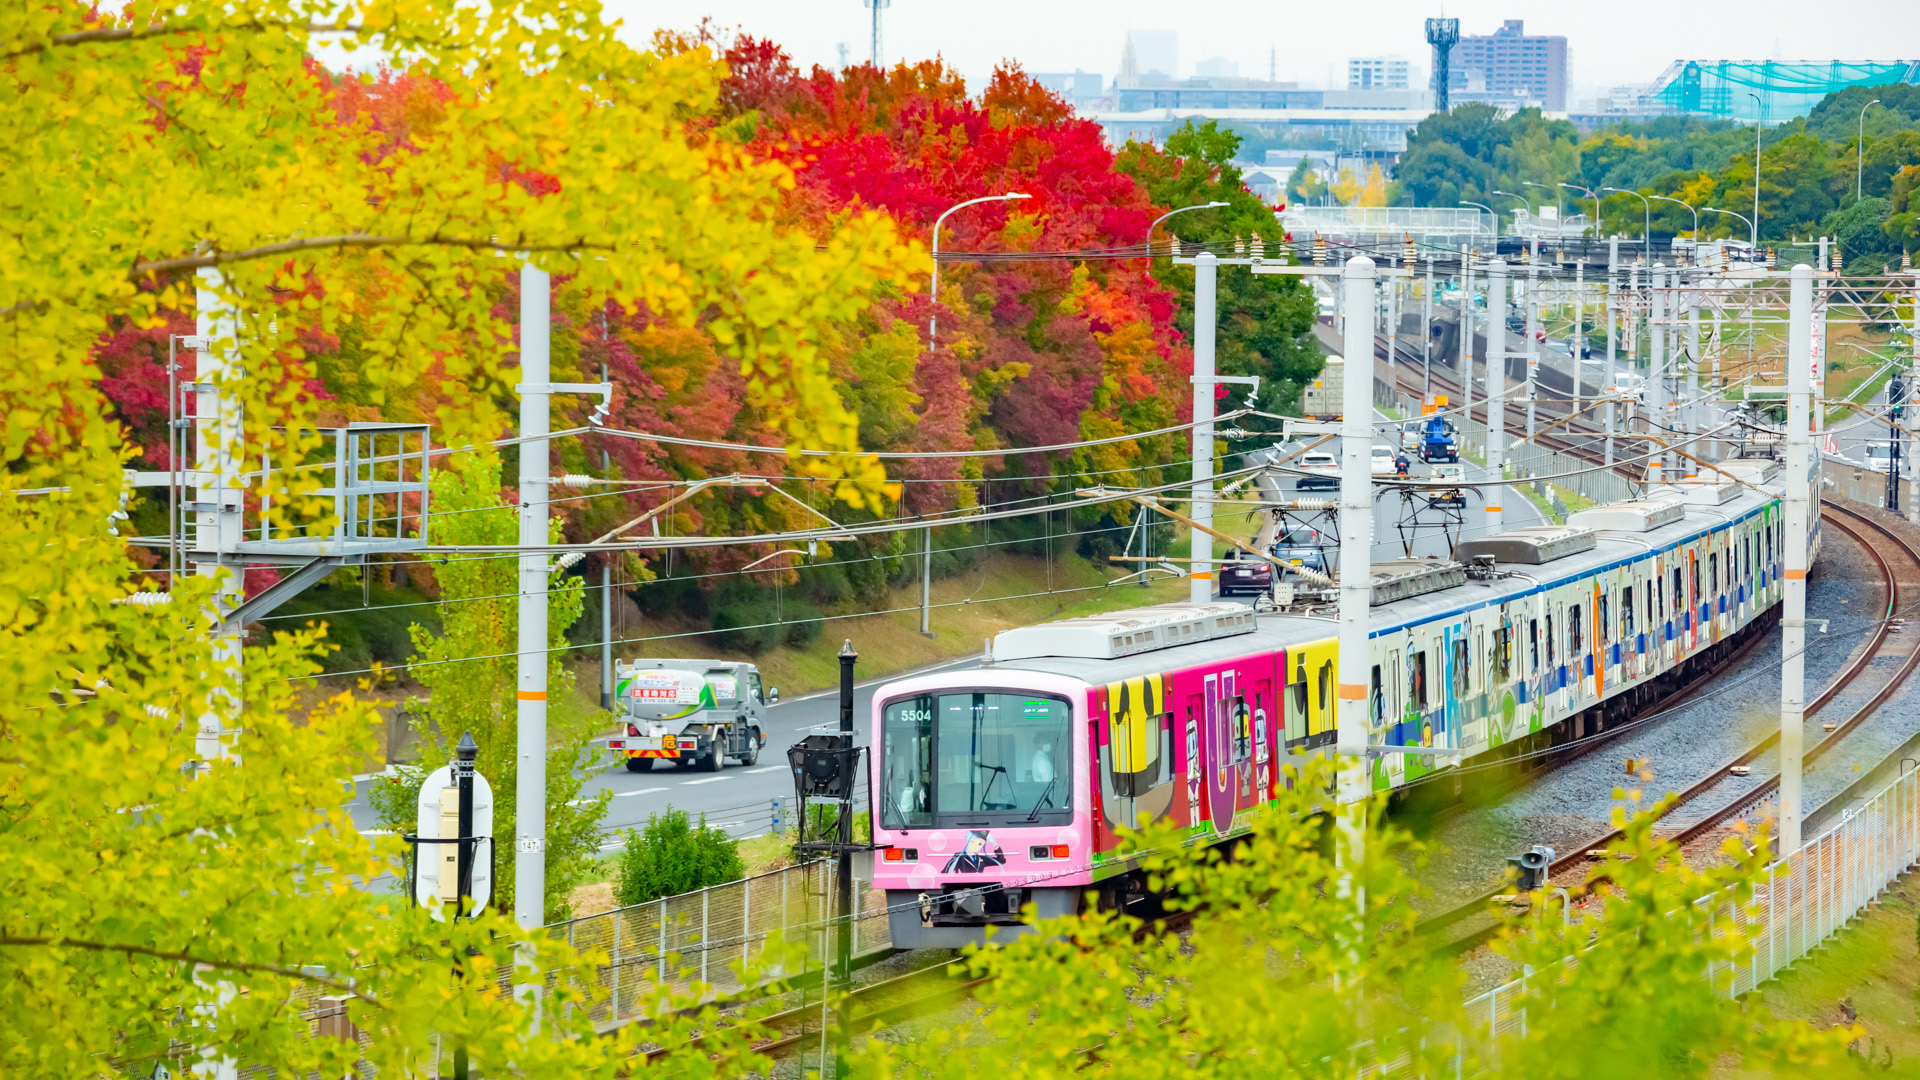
369 453 608 922
852 758 1862 1080
5 0 894 1072
614 807 747 905
1286 158 1330 205
1115 120 1323 414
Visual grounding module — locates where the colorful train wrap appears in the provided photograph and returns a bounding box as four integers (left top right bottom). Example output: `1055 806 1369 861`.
870 468 1815 947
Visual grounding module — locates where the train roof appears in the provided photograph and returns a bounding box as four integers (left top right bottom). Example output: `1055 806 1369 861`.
955 483 1781 690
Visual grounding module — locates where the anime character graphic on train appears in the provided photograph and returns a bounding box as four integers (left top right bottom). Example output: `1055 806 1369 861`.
870 462 1813 947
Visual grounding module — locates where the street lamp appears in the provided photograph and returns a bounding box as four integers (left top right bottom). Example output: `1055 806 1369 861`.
1649 194 1698 241
1559 182 1600 236
1460 200 1498 238
1148 201 1229 257
1858 98 1882 202
929 193 1032 351
1705 207 1753 253
1523 180 1560 221
1602 186 1653 258
1749 91 1763 249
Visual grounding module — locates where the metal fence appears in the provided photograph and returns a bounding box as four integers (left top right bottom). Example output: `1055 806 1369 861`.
543 856 894 1031
1463 761 1920 1042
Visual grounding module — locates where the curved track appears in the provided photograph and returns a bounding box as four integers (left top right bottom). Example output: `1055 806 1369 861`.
1418 501 1920 954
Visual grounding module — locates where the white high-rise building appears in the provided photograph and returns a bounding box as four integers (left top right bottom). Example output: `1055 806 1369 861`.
1195 56 1239 78
1347 56 1410 90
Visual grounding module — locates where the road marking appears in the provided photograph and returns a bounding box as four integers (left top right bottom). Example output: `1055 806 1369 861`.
746 765 786 773
613 787 667 798
680 776 733 786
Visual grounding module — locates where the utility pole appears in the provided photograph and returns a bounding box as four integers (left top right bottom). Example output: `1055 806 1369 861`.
1525 265 1539 448
1911 270 1920 525
1888 373 1905 514
1485 259 1509 536
1688 280 1704 465
1572 262 1584 419
863 0 889 67
833 640 858 1071
1650 267 1668 483
919 527 933 636
1423 256 1434 400
1190 252 1218 604
192 268 243 775
600 365 613 714
1335 253 1375 918
1780 262 1814 855
1460 244 1474 424
1605 239 1619 478
515 264 551 932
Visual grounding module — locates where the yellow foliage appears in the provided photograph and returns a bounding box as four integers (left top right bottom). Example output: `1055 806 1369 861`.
0 0 908 1072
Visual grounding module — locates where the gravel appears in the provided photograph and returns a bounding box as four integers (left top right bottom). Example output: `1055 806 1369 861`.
1406 519 1886 913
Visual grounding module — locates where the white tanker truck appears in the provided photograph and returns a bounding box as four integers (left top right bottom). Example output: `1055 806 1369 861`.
604 660 773 773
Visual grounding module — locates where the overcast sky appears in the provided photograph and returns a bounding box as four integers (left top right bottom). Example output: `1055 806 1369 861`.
603 0 1920 105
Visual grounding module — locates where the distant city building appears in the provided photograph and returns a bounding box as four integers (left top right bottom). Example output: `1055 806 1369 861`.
1568 83 1671 130
1348 56 1410 91
1093 76 1428 155
1120 30 1178 84
1645 59 1920 122
1031 70 1106 108
1442 19 1568 112
1195 56 1240 79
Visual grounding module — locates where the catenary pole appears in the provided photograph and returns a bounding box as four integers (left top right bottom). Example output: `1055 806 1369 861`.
515 264 550 931
1460 244 1474 422
1485 259 1508 536
193 268 244 776
1190 252 1218 604
1780 262 1814 855
1605 239 1619 479
1336 254 1375 913
1650 266 1668 483
1525 264 1539 448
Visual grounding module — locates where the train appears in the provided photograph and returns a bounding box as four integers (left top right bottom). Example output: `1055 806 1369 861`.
868 459 1818 947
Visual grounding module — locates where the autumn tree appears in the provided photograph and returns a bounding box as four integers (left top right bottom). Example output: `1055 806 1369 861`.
1 0 914 1073
1116 119 1324 415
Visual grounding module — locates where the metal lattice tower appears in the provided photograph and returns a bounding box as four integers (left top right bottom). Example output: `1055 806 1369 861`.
864 0 890 67
1425 18 1460 112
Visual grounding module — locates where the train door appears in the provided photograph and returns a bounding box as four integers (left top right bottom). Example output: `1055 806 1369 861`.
1252 671 1275 804
1182 693 1202 830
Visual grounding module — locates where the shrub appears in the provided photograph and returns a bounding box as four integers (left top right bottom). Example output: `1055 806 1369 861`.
614 806 745 905
709 600 783 654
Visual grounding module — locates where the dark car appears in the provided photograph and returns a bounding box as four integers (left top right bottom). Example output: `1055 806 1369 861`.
1270 527 1329 574
1218 548 1272 597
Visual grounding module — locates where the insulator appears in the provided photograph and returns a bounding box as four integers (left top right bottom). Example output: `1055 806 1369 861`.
553 551 586 571
556 474 602 488
114 592 173 608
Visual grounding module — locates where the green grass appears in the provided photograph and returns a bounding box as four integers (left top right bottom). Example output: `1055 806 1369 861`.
1710 870 1920 1076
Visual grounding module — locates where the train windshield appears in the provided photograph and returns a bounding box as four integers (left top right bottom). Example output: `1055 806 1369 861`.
881 691 1072 830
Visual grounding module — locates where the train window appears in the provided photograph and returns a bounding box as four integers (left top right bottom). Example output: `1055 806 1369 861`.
1622 587 1635 637
1671 567 1682 610
1317 660 1333 723
917 691 1074 827
1709 553 1719 598
1386 649 1402 722
1492 626 1511 683
1370 665 1384 728
1599 595 1610 644
1451 637 1469 693
1545 613 1556 665
881 694 936 830
1690 560 1700 606
1569 604 1585 657
1411 650 1429 709
1528 619 1539 673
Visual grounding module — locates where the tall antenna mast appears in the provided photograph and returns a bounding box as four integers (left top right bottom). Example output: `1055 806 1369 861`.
1425 17 1460 112
864 0 891 67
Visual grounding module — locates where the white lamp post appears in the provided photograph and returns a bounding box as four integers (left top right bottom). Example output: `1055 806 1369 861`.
928 194 1032 351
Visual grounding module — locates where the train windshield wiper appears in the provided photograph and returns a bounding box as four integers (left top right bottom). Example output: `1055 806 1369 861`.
1024 776 1058 822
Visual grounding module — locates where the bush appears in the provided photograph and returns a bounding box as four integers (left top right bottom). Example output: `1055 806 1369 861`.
709 600 784 655
613 806 745 905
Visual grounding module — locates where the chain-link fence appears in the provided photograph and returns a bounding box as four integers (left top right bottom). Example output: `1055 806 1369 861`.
543 856 894 1031
1462 761 1920 1045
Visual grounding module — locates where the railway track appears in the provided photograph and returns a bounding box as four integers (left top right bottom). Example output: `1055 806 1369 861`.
1416 501 1920 955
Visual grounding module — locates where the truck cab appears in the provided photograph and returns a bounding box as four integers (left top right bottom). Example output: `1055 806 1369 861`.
606 660 773 773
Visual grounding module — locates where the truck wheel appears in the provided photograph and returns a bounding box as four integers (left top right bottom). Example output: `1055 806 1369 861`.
742 730 760 766
702 745 723 772
624 757 653 774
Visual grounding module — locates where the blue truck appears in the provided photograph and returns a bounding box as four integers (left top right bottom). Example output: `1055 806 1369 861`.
1420 412 1458 463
